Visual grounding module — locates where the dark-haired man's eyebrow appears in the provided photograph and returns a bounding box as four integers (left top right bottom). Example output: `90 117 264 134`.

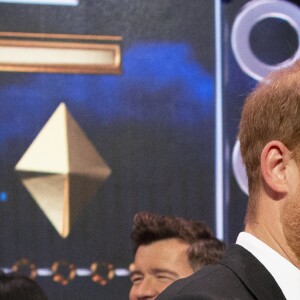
130 270 142 279
150 268 179 278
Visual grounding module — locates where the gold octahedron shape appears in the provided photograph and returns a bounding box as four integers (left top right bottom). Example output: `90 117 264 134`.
15 103 111 238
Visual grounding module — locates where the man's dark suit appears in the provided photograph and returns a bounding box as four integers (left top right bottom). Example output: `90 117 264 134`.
157 244 286 300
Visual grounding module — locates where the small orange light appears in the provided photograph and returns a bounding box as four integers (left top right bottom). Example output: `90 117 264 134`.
90 261 115 286
11 258 37 279
51 260 76 285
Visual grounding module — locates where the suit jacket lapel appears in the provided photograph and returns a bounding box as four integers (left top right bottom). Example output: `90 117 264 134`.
220 245 286 300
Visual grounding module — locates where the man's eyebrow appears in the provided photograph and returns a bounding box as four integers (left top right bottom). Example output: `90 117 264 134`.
150 268 179 277
130 270 142 278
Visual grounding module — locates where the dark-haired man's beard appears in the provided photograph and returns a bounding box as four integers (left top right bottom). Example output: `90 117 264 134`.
281 187 300 266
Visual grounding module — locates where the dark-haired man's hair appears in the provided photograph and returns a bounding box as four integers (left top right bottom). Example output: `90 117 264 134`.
131 212 226 271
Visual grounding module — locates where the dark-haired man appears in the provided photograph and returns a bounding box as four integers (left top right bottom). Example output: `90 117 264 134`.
129 211 225 299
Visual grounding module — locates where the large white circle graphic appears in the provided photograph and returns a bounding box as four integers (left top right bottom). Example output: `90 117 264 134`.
231 0 300 81
232 140 248 195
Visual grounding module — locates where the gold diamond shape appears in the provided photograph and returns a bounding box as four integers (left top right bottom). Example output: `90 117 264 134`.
15 103 111 238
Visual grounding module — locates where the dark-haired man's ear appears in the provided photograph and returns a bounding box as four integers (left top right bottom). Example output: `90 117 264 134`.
260 140 291 197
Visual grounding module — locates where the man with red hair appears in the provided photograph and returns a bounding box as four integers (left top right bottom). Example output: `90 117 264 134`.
158 62 300 300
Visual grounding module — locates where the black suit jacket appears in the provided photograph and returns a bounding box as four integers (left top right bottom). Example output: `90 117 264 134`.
157 244 286 300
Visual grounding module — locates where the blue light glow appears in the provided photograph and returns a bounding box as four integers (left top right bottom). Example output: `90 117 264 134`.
0 192 8 202
0 42 213 144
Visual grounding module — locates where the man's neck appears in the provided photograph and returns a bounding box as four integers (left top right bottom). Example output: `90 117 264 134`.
245 221 300 269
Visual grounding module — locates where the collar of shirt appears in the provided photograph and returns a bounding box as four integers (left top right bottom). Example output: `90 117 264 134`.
236 232 300 300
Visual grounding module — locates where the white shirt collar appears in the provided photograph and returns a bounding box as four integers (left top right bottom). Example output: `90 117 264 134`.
236 232 300 300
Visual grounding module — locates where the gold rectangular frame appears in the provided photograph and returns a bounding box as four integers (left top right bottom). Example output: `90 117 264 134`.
0 32 122 74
